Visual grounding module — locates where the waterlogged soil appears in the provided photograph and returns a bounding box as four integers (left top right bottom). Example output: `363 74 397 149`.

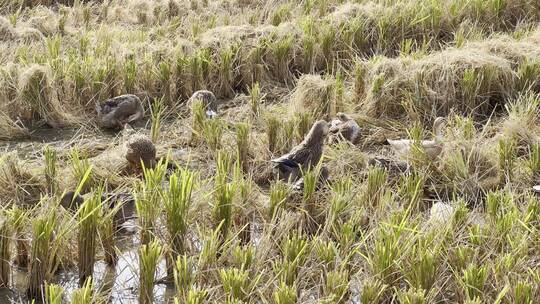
0 127 178 304
0 126 114 159
0 205 175 304
0 125 371 304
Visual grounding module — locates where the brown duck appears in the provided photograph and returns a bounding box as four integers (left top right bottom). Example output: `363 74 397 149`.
271 120 329 182
188 90 218 118
329 112 361 144
96 94 144 129
125 134 157 170
59 190 84 210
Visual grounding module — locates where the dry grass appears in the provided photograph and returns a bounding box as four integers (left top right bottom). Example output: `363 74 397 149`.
2 0 540 303
290 74 336 120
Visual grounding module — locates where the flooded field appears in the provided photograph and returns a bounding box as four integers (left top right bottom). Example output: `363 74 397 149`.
2 0 540 303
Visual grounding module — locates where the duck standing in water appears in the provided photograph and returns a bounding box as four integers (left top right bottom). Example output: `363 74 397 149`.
271 120 329 182
96 94 145 130
329 112 361 144
188 90 218 119
387 117 446 159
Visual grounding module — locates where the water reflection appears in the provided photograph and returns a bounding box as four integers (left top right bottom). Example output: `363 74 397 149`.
0 211 175 303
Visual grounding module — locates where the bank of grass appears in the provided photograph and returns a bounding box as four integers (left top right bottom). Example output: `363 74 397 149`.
0 0 540 133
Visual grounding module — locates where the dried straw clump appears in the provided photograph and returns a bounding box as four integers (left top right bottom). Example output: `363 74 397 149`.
499 92 540 149
361 38 532 121
27 8 59 37
0 17 17 40
200 25 256 50
475 34 540 63
325 2 383 28
17 65 74 127
0 67 28 140
0 112 29 140
16 27 44 42
291 74 336 120
0 153 44 207
129 0 157 25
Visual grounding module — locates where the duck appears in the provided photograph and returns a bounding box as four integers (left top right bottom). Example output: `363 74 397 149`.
125 134 157 170
96 94 144 130
329 112 361 144
59 190 84 210
533 185 540 194
102 192 137 228
387 117 446 159
188 90 218 119
271 120 329 183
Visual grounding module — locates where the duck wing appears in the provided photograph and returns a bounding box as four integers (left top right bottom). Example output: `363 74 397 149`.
126 102 145 124
336 121 360 142
287 143 317 166
271 142 310 168
271 155 299 168
422 140 443 158
271 154 301 182
387 139 413 153
329 120 342 132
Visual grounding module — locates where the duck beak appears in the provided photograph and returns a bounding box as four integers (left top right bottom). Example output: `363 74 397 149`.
205 110 218 119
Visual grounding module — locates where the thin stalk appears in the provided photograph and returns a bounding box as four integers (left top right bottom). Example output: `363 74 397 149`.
0 214 10 287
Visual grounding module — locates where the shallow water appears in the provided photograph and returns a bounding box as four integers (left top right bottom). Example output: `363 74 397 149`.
0 123 175 303
0 215 176 304
0 127 195 303
0 127 112 159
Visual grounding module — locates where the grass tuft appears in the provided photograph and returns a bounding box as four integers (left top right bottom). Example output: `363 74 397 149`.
236 123 250 173
45 283 64 304
139 240 163 304
0 212 10 287
164 167 196 275
77 187 102 286
27 206 57 301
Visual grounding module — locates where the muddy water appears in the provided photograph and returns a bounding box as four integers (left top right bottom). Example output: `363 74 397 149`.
1 127 114 159
0 209 176 304
0 128 177 304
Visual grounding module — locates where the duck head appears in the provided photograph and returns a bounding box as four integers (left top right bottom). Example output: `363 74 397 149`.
305 120 330 146
336 112 353 122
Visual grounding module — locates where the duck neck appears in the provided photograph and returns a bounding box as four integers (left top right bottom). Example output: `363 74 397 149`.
433 122 444 143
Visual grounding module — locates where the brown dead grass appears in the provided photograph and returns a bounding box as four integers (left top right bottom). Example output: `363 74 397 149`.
290 74 336 120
